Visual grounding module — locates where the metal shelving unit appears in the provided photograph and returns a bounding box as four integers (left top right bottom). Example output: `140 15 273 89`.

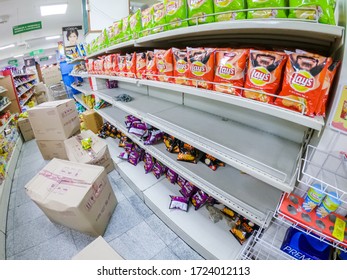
20 92 34 106
89 74 138 84
71 83 93 96
0 115 14 133
86 40 135 59
14 77 36 87
70 72 88 78
0 102 11 112
18 84 35 97
67 57 86 65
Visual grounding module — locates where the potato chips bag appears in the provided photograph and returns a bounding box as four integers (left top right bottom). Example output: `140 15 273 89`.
275 51 329 116
214 0 246 22
188 0 215 26
136 52 147 79
108 21 123 45
164 0 188 30
214 48 249 96
173 48 190 85
247 0 287 19
142 7 154 37
146 51 158 80
117 55 127 76
155 49 174 82
126 53 136 78
187 47 215 90
244 50 287 103
152 2 167 34
122 15 132 42
130 9 142 39
104 55 116 75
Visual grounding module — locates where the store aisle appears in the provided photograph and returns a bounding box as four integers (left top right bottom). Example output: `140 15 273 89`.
6 140 204 260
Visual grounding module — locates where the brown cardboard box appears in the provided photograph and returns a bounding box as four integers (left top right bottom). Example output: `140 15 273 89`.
72 236 123 260
82 110 103 134
17 118 35 142
64 130 114 173
28 99 80 140
36 139 68 160
25 158 117 236
35 91 48 104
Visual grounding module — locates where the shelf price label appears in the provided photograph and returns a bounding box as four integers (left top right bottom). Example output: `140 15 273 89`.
332 217 346 242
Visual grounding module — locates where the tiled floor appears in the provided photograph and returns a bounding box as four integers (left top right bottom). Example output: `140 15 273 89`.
6 140 204 260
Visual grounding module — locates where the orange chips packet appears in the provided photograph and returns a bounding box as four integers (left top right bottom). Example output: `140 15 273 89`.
155 49 174 82
275 51 329 116
146 51 158 80
173 48 189 85
136 52 147 79
112 54 118 75
117 54 127 76
126 53 136 78
244 50 287 103
187 47 215 90
104 54 116 75
214 48 249 96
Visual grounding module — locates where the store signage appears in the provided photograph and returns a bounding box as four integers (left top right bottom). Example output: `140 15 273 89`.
29 49 44 57
8 59 18 66
24 58 36 67
13 21 42 35
40 56 49 62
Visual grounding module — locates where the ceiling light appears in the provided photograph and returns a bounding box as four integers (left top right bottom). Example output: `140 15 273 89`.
46 35 60 40
0 44 15 50
40 4 68 16
14 54 24 58
48 55 53 59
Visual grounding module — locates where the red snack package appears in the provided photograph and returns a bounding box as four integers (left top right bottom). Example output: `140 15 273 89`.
112 54 118 75
275 51 329 116
187 47 215 90
126 53 136 78
146 51 158 80
173 48 189 86
316 60 340 116
155 49 174 83
94 58 105 75
244 49 287 103
136 52 147 79
214 48 249 96
104 55 115 76
86 59 94 74
117 55 127 76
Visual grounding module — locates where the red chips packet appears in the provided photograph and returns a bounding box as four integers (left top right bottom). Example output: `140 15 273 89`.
146 51 158 80
155 49 174 82
136 52 147 79
126 53 136 78
173 47 189 86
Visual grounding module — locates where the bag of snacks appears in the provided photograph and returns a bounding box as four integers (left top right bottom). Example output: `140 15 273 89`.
191 189 209 210
177 175 187 188
247 0 287 19
164 0 188 30
104 54 115 75
152 2 166 34
142 6 154 37
214 0 246 22
177 142 201 163
180 181 198 198
169 196 189 211
117 55 127 76
187 0 215 26
122 15 132 42
108 21 123 45
126 53 136 78
136 52 147 79
201 153 225 171
146 51 158 80
152 161 167 179
155 49 174 82
130 9 142 39
166 168 178 184
144 153 155 173
230 216 259 245
173 48 189 85
164 134 181 153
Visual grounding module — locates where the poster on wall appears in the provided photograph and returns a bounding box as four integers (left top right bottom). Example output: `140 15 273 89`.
62 25 83 60
330 85 347 134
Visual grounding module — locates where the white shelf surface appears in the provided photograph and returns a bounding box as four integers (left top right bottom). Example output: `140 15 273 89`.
144 179 242 260
67 57 86 65
0 115 14 133
15 77 36 87
70 72 88 78
18 84 35 97
71 83 93 96
139 80 325 131
104 137 124 165
89 74 138 84
73 93 89 109
0 102 11 112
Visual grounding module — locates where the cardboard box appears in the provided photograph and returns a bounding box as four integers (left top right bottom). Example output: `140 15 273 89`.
28 99 80 141
17 118 35 142
36 139 68 160
82 110 103 134
25 158 117 236
72 236 123 260
34 82 48 93
64 130 114 173
35 91 48 104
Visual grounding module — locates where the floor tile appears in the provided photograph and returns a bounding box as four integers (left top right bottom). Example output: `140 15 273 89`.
13 201 44 228
8 192 16 210
109 178 126 203
108 170 121 182
70 229 97 251
14 186 32 207
103 199 144 242
16 171 38 191
145 214 177 245
109 221 166 260
128 195 153 219
168 238 204 260
114 178 135 199
19 159 45 176
10 177 19 193
6 208 14 232
5 229 14 258
151 247 180 260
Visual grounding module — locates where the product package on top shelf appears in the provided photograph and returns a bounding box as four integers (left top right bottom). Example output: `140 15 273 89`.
142 6 154 37
130 9 142 39
213 0 246 22
247 0 287 19
108 20 123 46
187 0 215 25
173 48 189 85
152 2 167 34
164 0 188 30
155 49 174 82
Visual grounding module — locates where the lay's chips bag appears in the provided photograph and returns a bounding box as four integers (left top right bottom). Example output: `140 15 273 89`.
173 48 190 85
126 53 136 78
214 0 246 22
275 50 329 116
214 48 249 96
117 55 127 76
247 0 287 19
146 51 158 80
136 52 147 79
188 0 215 26
108 21 123 46
187 47 215 90
152 2 167 34
142 7 154 37
164 0 188 30
288 0 336 25
130 9 142 39
244 50 287 103
155 49 174 82
122 15 132 42
104 54 116 75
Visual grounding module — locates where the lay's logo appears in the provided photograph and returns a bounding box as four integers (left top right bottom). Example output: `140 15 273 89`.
157 60 166 73
191 61 207 77
167 2 178 15
217 64 235 80
176 60 188 74
190 0 204 8
250 67 270 86
290 71 314 92
215 0 231 8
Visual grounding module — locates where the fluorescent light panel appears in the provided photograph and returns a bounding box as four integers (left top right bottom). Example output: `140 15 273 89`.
0 44 15 50
46 35 60 40
14 54 24 58
40 4 67 16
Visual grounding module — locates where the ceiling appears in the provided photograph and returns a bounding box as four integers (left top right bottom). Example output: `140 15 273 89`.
0 0 83 66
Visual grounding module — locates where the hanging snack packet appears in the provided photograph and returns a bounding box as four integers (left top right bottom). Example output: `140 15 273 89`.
187 47 215 90
126 53 136 78
180 181 198 198
214 48 249 96
152 161 167 179
141 6 154 37
152 2 166 34
177 175 187 188
214 0 246 22
187 0 215 26
130 9 142 39
244 50 287 103
136 52 147 79
172 48 189 85
191 189 209 210
177 142 201 164
275 51 329 116
146 51 158 80
108 21 123 45
155 49 174 82
164 0 188 30
166 168 178 184
288 0 336 25
247 0 287 19
169 196 189 211
230 216 259 245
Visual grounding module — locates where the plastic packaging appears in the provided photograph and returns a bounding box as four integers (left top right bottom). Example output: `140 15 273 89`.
169 196 189 211
136 52 147 79
152 2 167 34
191 189 209 210
146 51 158 80
173 48 189 85
130 9 142 39
247 0 287 19
188 0 215 26
214 0 246 22
316 191 341 218
142 7 154 37
155 49 174 82
164 0 188 30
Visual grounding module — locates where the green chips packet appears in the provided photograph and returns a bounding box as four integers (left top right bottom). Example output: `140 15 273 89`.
288 0 336 25
122 15 132 42
214 0 246 21
187 0 215 26
142 6 154 37
130 9 142 39
152 2 167 34
108 21 123 46
247 0 287 19
164 0 188 30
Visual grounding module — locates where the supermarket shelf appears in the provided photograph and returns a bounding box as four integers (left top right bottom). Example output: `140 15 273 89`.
70 72 88 78
104 137 124 165
20 92 34 106
73 93 89 109
71 83 93 96
15 77 36 87
86 40 136 59
67 57 86 65
0 115 14 133
0 102 11 112
12 73 35 78
18 84 35 97
0 88 7 94
139 80 325 131
89 74 138 84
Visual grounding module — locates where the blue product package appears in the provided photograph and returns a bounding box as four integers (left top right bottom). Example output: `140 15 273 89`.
280 227 332 260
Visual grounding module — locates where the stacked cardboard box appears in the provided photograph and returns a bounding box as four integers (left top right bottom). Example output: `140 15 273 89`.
34 83 49 104
17 117 35 142
27 99 80 160
82 110 103 134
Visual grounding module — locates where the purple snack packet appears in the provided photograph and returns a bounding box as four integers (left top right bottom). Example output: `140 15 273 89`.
191 190 209 210
180 181 197 198
169 196 189 212
177 175 187 188
128 126 147 137
166 168 178 184
152 161 166 179
118 151 129 160
128 150 140 166
132 122 152 130
144 130 163 145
